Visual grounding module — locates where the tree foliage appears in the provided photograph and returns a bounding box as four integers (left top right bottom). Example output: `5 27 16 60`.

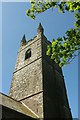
26 1 80 67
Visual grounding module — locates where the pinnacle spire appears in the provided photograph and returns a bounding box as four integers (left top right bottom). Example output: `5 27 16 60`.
37 23 44 34
21 34 26 46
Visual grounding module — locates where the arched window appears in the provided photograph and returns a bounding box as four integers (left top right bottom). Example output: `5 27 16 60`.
25 49 31 60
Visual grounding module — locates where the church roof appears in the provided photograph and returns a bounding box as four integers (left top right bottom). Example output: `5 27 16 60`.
0 92 39 119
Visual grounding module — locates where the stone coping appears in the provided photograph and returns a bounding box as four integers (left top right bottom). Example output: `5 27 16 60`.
0 92 39 119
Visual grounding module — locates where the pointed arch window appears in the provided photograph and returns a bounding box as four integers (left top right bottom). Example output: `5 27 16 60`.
25 48 31 60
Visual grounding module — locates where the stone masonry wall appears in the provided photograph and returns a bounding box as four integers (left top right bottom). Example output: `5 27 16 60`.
42 36 72 119
21 92 43 118
14 36 42 72
9 34 44 118
9 58 43 101
9 35 43 100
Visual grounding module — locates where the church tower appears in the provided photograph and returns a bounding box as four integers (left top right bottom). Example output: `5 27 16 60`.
9 23 72 119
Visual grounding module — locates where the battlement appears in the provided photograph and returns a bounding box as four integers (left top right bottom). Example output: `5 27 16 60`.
19 35 37 53
19 23 45 53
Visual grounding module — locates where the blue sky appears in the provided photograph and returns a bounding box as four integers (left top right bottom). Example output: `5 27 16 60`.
1 2 78 118
0 3 2 93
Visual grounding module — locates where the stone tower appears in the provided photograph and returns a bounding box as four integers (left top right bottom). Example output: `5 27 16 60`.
9 23 72 119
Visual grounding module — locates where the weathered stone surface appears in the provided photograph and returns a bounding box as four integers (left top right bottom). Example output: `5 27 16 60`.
21 92 43 118
15 36 42 72
9 58 43 101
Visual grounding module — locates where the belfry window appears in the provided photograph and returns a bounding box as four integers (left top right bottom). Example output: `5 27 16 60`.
25 49 31 60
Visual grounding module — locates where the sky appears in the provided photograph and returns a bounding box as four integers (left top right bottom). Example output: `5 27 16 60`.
1 2 78 118
0 3 2 93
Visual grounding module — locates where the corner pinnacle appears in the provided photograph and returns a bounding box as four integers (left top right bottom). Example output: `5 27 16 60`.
21 34 26 46
37 23 44 34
